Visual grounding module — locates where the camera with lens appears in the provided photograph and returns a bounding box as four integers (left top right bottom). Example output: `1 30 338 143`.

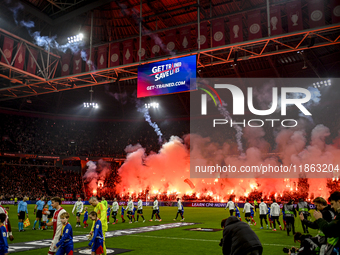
283 247 290 253
283 247 297 253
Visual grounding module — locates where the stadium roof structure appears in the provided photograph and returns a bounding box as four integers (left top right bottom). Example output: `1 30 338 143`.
0 0 339 119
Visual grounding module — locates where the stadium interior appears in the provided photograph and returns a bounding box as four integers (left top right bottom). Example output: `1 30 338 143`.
0 0 340 254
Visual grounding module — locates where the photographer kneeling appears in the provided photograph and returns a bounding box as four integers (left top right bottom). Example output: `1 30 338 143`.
284 232 319 255
220 216 263 255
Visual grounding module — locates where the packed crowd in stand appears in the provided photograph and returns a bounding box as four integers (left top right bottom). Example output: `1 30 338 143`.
0 113 190 157
1 159 339 203
0 165 83 200
0 165 45 200
0 158 55 166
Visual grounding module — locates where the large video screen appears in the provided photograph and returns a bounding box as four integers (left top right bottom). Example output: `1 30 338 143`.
137 55 197 98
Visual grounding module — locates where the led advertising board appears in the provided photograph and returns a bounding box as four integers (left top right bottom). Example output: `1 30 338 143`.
137 55 197 98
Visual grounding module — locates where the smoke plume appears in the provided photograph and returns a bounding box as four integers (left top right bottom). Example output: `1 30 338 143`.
6 2 83 53
83 160 111 196
115 122 339 201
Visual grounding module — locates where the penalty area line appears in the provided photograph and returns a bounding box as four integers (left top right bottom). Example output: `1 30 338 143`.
129 234 287 246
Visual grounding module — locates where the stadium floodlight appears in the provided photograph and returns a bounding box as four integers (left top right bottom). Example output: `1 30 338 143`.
83 87 99 108
312 79 331 88
68 33 84 44
83 102 99 108
145 102 159 109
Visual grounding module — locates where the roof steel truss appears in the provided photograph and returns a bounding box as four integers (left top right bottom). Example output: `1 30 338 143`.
0 23 339 101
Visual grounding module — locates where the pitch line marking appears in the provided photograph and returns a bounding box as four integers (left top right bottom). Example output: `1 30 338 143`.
129 234 288 246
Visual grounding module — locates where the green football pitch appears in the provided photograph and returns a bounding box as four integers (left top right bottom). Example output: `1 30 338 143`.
5 205 318 254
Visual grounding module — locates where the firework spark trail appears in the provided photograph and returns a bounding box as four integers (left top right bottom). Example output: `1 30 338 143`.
7 1 83 53
198 79 243 153
137 104 163 144
215 99 244 153
297 86 321 124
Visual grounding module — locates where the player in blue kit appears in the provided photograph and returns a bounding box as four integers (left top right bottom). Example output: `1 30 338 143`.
47 197 55 227
121 206 126 223
17 197 28 232
132 206 137 222
250 207 257 225
267 207 273 229
181 204 184 219
54 212 73 255
33 197 45 230
106 205 111 224
282 209 287 231
83 207 89 228
235 205 242 221
0 213 8 255
88 211 104 255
